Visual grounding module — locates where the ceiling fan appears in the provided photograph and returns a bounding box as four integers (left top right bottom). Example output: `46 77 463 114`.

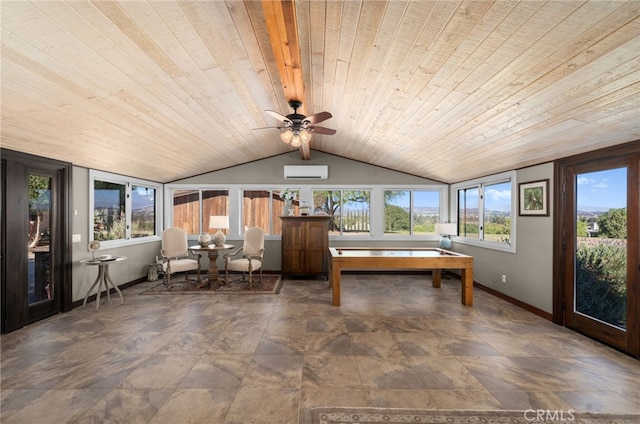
257 100 336 147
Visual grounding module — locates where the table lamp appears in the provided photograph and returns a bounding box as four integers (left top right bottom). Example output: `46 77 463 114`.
209 215 229 246
435 222 457 249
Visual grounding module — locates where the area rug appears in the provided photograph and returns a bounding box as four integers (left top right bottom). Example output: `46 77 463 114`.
140 274 282 295
311 408 640 424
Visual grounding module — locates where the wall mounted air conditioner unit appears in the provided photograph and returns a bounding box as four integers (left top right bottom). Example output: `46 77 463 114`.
284 165 328 179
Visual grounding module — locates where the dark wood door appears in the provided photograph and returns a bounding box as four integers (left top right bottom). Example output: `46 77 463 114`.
1 149 72 334
554 141 639 357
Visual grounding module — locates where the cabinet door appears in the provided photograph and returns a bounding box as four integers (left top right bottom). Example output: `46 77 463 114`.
282 220 304 273
305 220 328 274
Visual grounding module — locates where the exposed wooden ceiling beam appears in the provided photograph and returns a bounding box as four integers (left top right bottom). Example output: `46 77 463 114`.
261 0 310 159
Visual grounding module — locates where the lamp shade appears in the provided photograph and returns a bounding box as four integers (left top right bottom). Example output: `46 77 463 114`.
290 134 302 147
209 215 229 229
435 223 457 236
280 129 293 144
300 129 312 144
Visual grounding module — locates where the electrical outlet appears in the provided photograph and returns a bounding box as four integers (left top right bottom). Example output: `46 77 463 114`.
501 274 507 283
72 234 81 243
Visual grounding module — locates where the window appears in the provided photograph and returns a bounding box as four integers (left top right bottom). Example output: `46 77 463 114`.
453 171 515 252
242 189 297 235
171 189 229 234
384 190 440 235
483 181 512 244
90 170 162 245
165 184 446 241
131 185 156 238
313 189 370 236
458 187 479 238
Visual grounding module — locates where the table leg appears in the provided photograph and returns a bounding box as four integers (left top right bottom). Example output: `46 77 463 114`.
83 269 103 309
331 262 341 306
432 269 441 288
461 265 473 306
95 266 105 311
207 250 221 288
104 266 125 305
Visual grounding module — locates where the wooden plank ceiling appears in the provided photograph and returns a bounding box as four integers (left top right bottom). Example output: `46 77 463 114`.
1 1 638 183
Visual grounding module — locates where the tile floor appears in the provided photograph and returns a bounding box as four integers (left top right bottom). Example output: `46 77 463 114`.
1 274 639 424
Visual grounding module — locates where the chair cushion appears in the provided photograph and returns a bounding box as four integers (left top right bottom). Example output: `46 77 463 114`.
163 259 199 273
226 258 262 273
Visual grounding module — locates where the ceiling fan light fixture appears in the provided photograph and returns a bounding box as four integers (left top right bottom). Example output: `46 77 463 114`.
280 129 293 144
291 133 302 147
300 129 312 144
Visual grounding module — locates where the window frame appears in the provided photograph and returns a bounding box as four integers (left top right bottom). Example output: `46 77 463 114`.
382 188 443 237
164 184 448 242
89 170 163 247
451 171 516 253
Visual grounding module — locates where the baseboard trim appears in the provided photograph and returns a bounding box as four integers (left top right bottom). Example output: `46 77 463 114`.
72 276 147 309
73 271 552 323
474 281 552 321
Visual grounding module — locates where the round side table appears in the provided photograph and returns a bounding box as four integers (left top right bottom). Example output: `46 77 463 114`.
81 256 126 311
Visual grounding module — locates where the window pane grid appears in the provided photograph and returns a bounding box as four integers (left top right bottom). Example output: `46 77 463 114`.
91 171 160 244
131 185 156 238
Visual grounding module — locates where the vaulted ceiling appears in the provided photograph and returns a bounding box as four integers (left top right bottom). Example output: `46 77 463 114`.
1 1 638 183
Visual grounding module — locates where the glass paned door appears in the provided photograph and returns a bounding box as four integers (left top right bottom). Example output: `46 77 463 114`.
557 144 639 357
575 168 627 330
28 173 53 305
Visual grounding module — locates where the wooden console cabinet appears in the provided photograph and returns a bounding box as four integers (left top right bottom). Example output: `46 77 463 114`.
280 215 331 279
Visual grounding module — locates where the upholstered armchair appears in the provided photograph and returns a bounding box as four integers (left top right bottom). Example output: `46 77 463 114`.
160 227 200 288
223 227 264 287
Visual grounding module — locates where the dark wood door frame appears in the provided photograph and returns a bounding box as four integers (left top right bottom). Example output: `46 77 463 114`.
553 140 639 358
1 149 73 333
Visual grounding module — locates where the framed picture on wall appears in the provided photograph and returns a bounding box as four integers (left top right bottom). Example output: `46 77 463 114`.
518 179 549 216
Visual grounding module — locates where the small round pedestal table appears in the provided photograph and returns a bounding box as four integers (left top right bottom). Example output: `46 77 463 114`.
189 244 234 289
81 256 126 311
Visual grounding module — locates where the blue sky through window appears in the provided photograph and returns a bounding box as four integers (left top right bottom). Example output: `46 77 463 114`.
577 167 626 211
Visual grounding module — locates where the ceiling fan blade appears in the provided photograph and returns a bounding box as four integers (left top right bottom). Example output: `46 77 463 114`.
312 126 336 135
265 110 291 123
305 111 332 125
252 126 280 131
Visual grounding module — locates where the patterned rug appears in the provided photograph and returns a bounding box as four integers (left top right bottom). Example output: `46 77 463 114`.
140 273 282 295
311 408 640 424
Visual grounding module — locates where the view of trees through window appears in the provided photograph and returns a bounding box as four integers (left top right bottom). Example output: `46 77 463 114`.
483 181 511 243
313 190 370 235
384 190 440 235
131 185 156 238
575 167 627 329
92 172 159 243
457 179 511 245
94 180 126 241
458 187 479 239
167 185 445 239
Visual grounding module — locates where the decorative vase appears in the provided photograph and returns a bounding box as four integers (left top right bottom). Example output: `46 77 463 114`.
212 229 226 246
284 200 293 216
197 233 211 247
